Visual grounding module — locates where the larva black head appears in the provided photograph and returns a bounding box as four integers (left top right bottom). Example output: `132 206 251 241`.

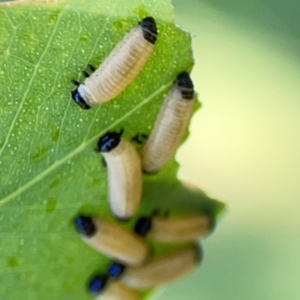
108 262 126 279
176 72 195 100
134 216 152 236
88 275 108 295
95 129 124 152
71 89 91 109
139 16 157 44
74 215 96 237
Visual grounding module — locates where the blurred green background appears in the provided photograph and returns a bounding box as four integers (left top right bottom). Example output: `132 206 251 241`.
155 0 300 299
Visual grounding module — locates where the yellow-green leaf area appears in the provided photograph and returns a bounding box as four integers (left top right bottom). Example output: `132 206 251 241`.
0 0 225 299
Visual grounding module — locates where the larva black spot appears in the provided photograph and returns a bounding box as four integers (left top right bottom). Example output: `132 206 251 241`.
95 129 124 152
82 70 90 78
177 72 194 89
88 275 108 295
131 133 148 145
74 215 96 237
88 275 140 299
71 80 80 86
139 16 157 44
134 216 152 236
108 262 126 279
88 64 96 72
176 72 194 100
71 89 91 109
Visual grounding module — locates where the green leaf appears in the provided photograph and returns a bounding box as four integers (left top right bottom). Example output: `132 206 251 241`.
0 0 225 299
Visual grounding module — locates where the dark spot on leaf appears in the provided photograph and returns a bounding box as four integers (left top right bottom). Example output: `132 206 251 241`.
113 20 125 30
66 257 76 264
49 176 62 189
79 35 88 41
45 198 57 214
49 10 59 21
51 130 60 142
85 177 101 189
30 146 49 162
7 256 18 268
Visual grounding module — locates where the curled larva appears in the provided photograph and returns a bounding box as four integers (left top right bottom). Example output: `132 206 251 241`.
95 130 142 220
88 275 140 300
134 212 214 243
142 72 195 174
74 215 149 265
108 245 202 289
71 16 158 109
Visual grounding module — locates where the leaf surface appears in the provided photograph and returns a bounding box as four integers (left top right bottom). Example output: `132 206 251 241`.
0 0 225 299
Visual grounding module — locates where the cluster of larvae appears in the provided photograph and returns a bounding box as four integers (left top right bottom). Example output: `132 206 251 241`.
71 16 214 300
75 214 213 300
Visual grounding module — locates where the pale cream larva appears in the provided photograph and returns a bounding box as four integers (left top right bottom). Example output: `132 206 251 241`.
88 275 140 300
71 16 158 109
108 245 202 289
134 212 214 243
95 130 142 220
74 216 149 265
142 72 195 174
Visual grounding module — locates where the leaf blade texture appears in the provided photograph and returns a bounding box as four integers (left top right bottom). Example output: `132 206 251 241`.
0 0 225 299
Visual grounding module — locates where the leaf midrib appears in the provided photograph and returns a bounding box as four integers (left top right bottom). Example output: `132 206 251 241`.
0 81 171 208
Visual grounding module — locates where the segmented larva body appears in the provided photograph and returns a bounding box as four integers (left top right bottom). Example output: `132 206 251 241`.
142 72 195 174
72 17 157 109
108 245 201 289
88 275 140 300
74 216 149 265
134 213 214 243
96 130 142 220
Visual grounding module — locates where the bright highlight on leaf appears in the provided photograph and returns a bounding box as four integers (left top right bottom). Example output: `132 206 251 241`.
0 0 224 299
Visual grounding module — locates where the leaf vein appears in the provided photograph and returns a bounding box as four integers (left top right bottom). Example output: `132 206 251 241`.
0 6 67 157
0 81 171 208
